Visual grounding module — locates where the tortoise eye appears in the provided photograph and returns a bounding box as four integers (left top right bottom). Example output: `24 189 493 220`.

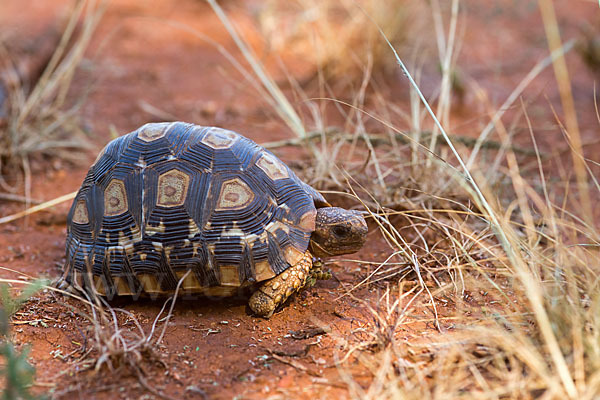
333 225 349 237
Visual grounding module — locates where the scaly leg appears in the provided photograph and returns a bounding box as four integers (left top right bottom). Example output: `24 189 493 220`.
249 251 312 318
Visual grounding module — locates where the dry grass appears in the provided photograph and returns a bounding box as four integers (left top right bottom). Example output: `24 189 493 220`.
0 275 187 399
332 155 599 398
48 272 190 399
211 1 600 398
0 0 104 195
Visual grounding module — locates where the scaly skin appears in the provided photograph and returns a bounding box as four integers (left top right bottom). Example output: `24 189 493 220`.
249 251 312 318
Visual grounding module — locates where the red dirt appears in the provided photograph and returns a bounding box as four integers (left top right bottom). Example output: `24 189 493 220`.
1 0 598 399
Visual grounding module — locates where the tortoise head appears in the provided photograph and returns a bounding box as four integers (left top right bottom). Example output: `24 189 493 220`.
309 207 368 258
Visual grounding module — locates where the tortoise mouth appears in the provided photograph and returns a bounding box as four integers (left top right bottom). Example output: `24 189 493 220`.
309 238 365 258
309 241 334 258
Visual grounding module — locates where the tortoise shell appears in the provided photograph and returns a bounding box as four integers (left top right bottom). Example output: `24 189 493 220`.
63 122 327 298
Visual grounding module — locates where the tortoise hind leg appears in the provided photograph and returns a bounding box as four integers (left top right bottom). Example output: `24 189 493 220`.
249 251 312 318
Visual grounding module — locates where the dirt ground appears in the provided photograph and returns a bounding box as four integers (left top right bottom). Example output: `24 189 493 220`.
1 0 598 399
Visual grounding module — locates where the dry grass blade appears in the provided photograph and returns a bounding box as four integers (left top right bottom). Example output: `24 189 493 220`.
426 0 460 159
537 0 592 229
0 191 76 224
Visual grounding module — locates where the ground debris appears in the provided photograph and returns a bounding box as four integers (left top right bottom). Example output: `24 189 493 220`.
288 326 330 340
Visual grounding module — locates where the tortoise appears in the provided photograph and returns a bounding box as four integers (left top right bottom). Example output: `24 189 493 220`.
61 122 367 317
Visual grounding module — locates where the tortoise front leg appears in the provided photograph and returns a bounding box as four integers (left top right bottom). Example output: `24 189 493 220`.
249 251 312 318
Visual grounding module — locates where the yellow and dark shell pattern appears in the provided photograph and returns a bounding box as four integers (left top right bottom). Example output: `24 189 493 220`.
63 122 326 298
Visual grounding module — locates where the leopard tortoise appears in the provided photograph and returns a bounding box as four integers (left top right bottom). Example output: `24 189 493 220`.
62 122 367 317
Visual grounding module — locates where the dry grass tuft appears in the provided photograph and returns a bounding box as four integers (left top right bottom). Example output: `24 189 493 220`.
0 0 104 194
51 274 188 399
334 166 599 398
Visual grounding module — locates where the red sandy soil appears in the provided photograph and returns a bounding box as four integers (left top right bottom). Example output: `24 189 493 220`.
0 0 598 399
